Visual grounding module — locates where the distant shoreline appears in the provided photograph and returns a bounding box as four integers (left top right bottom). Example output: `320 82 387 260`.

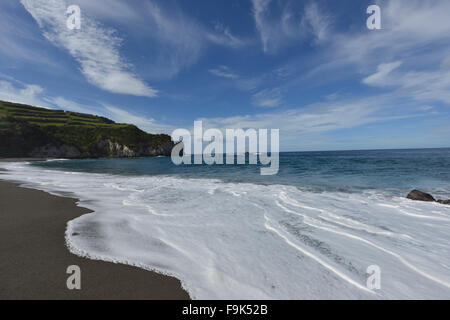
0 172 189 300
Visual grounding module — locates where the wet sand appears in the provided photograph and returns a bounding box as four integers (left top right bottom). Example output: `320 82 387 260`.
0 177 190 300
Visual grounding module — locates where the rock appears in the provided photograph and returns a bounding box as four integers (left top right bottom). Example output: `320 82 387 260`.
406 190 436 202
96 139 174 158
406 190 450 205
98 140 137 157
31 144 82 158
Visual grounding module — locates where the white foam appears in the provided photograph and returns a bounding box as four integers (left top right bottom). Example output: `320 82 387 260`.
1 161 450 299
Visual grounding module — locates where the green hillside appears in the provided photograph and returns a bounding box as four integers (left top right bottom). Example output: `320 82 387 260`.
0 100 174 158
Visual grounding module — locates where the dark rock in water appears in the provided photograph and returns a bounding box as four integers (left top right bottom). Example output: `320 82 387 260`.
406 190 450 205
406 190 436 202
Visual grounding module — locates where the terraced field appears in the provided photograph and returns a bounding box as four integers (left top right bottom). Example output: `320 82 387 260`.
0 101 118 127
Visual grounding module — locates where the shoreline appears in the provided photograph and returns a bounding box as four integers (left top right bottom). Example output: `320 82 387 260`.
2 156 449 299
0 174 190 300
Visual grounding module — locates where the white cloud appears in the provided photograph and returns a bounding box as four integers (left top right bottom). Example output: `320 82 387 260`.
294 0 450 107
332 0 450 66
141 1 246 79
20 0 158 97
209 64 296 94
0 80 48 108
252 88 283 108
362 59 450 104
71 0 246 80
209 66 239 79
208 22 246 49
363 61 403 86
197 93 429 151
72 0 139 23
301 2 331 43
103 104 174 134
251 0 289 53
50 96 101 115
387 68 450 104
201 97 383 133
251 0 331 53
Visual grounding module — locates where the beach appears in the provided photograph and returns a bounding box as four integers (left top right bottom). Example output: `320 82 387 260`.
0 170 189 300
1 152 449 299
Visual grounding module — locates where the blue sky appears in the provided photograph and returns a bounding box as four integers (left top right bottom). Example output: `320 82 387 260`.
0 0 449 151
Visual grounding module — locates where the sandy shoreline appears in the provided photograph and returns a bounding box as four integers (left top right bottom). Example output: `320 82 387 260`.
0 171 189 300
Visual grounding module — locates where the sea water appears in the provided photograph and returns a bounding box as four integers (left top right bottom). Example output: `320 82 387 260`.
1 149 450 299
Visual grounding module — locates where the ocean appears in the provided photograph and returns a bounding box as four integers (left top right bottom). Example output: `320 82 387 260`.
2 148 450 299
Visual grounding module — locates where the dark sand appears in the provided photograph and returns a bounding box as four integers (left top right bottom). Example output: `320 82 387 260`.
0 177 190 300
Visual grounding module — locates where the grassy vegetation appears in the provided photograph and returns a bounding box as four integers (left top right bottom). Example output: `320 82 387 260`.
0 101 116 126
0 100 173 158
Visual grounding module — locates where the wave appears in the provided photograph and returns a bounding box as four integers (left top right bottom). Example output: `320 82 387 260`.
1 161 450 299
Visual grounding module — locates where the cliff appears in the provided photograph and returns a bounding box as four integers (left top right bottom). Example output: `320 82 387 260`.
0 100 174 159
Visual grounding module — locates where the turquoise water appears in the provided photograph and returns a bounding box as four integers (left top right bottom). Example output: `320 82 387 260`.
33 148 450 197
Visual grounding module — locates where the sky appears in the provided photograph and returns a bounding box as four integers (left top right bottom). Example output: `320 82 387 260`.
0 0 449 151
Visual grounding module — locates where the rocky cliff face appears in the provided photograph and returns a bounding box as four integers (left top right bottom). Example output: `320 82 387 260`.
97 139 174 158
31 144 82 158
29 139 174 159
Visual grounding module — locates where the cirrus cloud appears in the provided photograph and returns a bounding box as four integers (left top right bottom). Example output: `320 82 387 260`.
20 0 158 98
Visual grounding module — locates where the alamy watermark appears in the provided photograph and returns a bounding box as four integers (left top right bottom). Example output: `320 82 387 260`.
66 265 81 290
171 121 279 176
366 265 381 290
66 5 81 30
367 5 382 30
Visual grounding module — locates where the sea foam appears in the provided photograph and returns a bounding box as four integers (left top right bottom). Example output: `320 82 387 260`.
1 161 450 299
